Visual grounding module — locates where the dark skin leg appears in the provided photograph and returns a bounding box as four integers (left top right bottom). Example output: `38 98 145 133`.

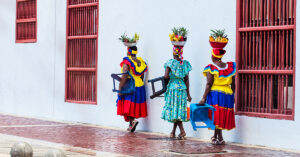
177 121 186 136
213 130 218 139
170 122 178 137
216 129 223 141
128 117 135 126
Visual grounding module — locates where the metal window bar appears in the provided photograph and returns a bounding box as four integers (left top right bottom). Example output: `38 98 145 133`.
236 0 296 120
65 0 99 104
16 0 37 43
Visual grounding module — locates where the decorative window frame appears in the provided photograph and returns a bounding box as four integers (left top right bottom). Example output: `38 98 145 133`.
65 0 99 104
235 0 296 120
16 0 37 43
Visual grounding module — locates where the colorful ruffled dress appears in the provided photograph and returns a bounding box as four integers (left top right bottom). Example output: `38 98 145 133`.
203 62 236 130
161 59 192 123
117 56 148 122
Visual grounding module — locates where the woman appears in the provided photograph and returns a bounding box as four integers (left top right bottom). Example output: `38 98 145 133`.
161 46 192 139
117 46 148 132
199 48 236 145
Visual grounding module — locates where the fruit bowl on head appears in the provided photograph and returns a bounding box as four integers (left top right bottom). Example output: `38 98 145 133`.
209 41 227 49
171 41 186 46
123 42 137 47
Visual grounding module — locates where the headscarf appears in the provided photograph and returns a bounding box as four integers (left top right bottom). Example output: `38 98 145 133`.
127 47 138 55
173 46 184 64
212 48 226 59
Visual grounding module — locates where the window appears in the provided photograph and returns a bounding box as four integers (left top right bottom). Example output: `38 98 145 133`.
236 0 296 120
16 0 37 43
65 0 99 104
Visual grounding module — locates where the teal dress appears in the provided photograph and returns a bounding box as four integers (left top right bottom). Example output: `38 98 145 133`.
161 59 192 123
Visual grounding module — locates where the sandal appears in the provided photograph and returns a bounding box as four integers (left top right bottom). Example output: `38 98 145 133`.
130 120 139 132
170 132 176 138
177 132 186 140
211 136 218 145
127 122 133 131
217 139 226 145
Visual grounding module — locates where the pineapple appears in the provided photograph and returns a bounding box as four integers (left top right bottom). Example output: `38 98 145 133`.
170 27 188 41
119 33 139 43
134 33 139 41
210 29 228 43
209 36 215 42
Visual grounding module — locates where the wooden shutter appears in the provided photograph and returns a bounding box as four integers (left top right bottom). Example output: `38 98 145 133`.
16 0 37 43
236 0 296 120
65 0 99 104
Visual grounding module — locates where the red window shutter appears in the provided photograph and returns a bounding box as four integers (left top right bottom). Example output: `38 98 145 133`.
65 0 99 104
16 0 37 43
236 0 296 120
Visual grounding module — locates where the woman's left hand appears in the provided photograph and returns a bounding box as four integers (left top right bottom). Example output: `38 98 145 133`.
187 95 192 102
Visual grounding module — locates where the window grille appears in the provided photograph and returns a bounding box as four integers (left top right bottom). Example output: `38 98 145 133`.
16 0 37 43
65 0 99 104
236 0 296 120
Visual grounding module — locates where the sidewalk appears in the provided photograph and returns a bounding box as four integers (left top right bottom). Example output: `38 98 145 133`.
0 134 99 157
0 114 299 157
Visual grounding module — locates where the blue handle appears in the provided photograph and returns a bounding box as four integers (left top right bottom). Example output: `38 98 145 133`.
190 103 216 111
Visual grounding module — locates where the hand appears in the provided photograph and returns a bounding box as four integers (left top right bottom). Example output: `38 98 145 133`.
118 93 122 96
187 95 192 102
199 98 206 105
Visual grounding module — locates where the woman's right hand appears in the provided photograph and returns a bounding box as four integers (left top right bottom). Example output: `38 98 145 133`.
187 95 192 102
199 98 206 105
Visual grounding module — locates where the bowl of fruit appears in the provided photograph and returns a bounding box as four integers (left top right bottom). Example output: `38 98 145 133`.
119 33 139 47
209 29 228 49
169 27 188 46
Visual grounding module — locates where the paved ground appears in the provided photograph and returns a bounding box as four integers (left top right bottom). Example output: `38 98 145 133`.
0 114 299 157
0 134 99 157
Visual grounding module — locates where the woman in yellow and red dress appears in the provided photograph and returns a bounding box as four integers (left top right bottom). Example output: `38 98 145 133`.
117 46 148 132
199 46 236 145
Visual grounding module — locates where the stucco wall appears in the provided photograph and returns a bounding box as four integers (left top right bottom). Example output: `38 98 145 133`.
0 0 299 150
0 0 56 117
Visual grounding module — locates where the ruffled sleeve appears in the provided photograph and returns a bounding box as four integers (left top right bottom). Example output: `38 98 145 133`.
203 62 236 78
203 64 219 77
220 62 236 77
120 57 148 76
164 59 192 78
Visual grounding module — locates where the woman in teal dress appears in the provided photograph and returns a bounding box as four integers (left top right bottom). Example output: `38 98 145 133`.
161 46 192 139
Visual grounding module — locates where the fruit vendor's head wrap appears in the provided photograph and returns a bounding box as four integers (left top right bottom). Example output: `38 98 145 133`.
127 46 138 55
173 46 184 64
212 48 226 59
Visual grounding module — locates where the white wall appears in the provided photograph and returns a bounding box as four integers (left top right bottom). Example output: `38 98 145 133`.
0 0 299 151
0 0 56 117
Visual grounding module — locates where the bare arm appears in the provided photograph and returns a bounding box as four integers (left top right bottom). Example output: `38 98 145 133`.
184 74 192 102
118 64 129 92
164 67 171 79
141 74 144 81
231 76 235 93
199 72 214 104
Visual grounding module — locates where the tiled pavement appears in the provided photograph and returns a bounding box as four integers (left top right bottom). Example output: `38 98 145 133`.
0 114 299 157
0 135 97 157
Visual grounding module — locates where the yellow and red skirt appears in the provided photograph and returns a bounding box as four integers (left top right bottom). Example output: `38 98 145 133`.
117 85 147 122
207 87 235 130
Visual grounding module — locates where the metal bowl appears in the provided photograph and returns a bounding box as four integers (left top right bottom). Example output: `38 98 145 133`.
123 42 137 47
171 41 186 46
